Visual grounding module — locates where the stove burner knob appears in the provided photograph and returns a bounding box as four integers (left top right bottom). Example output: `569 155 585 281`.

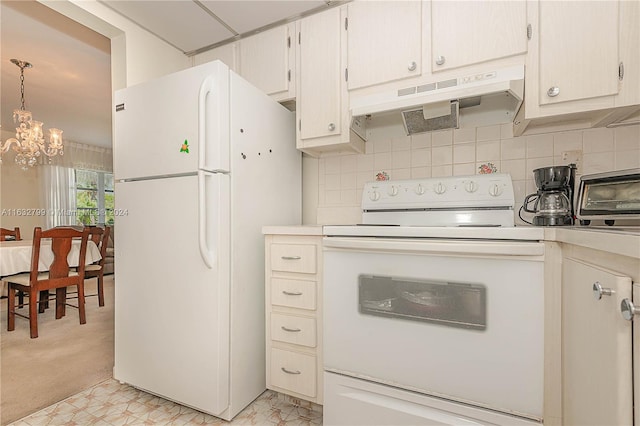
387 185 399 196
488 183 504 197
369 190 381 201
464 180 478 193
434 182 446 195
415 184 425 195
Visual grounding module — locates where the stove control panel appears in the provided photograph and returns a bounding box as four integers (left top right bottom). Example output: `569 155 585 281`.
362 173 515 211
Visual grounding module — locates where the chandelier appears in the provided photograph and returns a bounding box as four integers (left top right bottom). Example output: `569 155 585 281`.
1 59 63 170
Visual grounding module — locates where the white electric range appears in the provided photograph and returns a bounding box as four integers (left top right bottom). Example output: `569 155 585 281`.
323 174 546 426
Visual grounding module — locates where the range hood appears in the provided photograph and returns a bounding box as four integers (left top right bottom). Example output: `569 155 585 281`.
350 65 525 138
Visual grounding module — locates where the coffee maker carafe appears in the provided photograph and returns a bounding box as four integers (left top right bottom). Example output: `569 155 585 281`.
523 164 576 226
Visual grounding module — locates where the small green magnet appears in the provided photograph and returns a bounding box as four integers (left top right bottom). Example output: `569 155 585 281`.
180 139 189 153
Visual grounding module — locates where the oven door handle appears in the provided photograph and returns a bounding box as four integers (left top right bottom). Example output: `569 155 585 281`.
322 237 545 257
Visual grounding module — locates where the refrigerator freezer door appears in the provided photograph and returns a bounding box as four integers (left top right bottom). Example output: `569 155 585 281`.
114 61 230 180
114 173 231 415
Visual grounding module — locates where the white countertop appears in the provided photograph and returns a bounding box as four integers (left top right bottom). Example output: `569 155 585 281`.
262 225 324 236
545 226 640 259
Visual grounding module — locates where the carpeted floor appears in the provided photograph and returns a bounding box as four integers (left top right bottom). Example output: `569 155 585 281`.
0 275 115 425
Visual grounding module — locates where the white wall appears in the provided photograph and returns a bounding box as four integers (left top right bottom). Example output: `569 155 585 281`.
41 0 190 90
0 158 46 233
306 124 640 225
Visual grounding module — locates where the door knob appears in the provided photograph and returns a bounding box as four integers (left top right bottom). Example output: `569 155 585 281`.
592 282 614 300
435 55 445 66
328 123 336 131
408 61 417 71
621 298 638 321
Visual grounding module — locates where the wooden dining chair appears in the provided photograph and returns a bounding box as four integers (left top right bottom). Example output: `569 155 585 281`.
0 227 21 241
82 226 110 306
3 227 90 338
1 227 27 306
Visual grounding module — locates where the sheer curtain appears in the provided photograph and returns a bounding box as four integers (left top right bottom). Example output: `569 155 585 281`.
42 165 77 228
56 141 113 172
40 141 112 228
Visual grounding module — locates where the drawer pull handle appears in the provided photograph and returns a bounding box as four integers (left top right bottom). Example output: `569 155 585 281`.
281 326 301 332
621 298 638 321
282 290 303 296
281 256 301 260
593 282 615 300
281 367 301 375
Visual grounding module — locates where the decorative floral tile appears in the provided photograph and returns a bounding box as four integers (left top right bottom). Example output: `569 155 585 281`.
478 162 498 174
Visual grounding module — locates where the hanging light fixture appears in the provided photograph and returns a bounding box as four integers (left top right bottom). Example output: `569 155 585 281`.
1 59 64 170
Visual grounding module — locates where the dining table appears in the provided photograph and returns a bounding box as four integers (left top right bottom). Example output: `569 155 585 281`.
0 239 102 296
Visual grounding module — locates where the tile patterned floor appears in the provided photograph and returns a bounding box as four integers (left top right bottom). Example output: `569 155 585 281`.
9 379 322 425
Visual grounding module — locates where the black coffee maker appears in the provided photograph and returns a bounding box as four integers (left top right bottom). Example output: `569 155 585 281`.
523 164 577 226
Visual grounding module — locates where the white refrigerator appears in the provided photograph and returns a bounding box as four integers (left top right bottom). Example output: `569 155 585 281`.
113 60 301 420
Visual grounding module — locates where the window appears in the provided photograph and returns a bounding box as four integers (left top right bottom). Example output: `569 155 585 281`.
75 169 114 225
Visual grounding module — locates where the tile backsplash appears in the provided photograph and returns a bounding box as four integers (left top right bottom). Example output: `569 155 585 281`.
314 124 640 225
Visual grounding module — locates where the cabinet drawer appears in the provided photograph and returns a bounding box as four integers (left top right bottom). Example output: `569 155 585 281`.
271 278 316 310
270 244 317 274
271 313 316 347
271 348 317 398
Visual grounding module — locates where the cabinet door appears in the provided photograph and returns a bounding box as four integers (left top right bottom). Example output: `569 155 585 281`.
562 258 633 426
634 284 639 426
298 8 341 140
346 1 422 90
194 43 238 72
431 1 527 72
616 0 640 107
538 1 619 106
239 24 294 100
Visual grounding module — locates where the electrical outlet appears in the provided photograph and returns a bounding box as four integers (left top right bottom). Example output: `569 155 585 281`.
561 150 583 172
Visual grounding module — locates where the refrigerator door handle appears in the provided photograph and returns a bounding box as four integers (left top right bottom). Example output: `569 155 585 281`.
198 74 215 172
198 170 216 269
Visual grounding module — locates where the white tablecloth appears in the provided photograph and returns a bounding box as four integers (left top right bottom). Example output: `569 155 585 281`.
0 239 101 277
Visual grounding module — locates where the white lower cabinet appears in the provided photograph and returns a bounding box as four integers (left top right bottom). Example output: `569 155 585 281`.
562 256 634 425
271 348 317 398
264 230 323 404
634 283 640 426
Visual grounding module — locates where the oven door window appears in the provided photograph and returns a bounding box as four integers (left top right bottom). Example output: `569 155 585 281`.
359 275 486 330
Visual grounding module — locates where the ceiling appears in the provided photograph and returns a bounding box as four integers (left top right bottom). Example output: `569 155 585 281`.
100 0 330 55
1 1 112 148
1 0 334 150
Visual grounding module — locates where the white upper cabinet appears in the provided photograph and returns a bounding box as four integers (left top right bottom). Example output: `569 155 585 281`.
523 0 620 122
616 0 640 108
239 23 295 101
346 1 422 90
430 1 527 72
194 42 238 72
299 8 341 141
515 0 640 134
297 6 364 156
538 1 619 106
